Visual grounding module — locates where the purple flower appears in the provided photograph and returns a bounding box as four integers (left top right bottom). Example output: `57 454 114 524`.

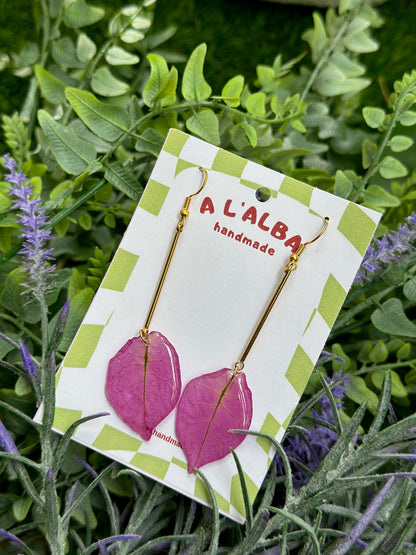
355 212 416 284
331 477 395 554
0 529 29 552
275 373 349 488
0 419 19 455
2 154 55 299
19 340 39 384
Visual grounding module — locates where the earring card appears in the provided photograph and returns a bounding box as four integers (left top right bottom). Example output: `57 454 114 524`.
35 129 381 523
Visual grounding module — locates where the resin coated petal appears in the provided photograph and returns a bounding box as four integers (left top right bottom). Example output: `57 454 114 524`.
176 368 253 472
106 331 181 440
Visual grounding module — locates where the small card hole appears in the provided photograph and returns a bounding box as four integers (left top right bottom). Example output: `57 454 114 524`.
255 187 271 203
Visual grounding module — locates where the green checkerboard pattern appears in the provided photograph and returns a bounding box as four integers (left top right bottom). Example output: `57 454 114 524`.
50 128 380 523
101 249 139 292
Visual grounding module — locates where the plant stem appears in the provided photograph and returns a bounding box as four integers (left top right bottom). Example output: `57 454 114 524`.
299 0 365 103
352 73 416 202
355 358 416 376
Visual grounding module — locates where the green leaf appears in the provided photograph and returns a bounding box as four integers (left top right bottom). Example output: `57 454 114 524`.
403 276 416 302
221 75 244 107
91 68 129 97
51 37 84 68
105 45 140 66
334 170 353 199
369 340 388 363
38 110 96 175
65 88 129 141
399 110 416 126
339 0 360 14
241 121 257 148
182 43 212 102
371 298 416 337
76 32 96 63
186 108 220 145
135 127 164 157
142 54 168 107
63 0 105 28
104 162 141 200
363 106 385 129
16 42 39 68
346 376 379 414
379 156 408 179
246 92 266 117
35 66 66 104
315 63 370 96
58 288 94 351
79 211 92 230
0 192 11 211
121 28 145 43
1 269 42 323
302 12 327 62
330 51 365 78
363 185 400 207
361 138 377 170
12 496 32 522
143 55 178 108
372 370 408 399
104 212 116 228
344 28 379 53
389 135 413 152
132 14 152 30
381 263 406 285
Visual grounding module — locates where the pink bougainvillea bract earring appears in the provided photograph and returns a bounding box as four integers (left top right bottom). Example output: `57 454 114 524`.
106 168 209 440
176 214 329 472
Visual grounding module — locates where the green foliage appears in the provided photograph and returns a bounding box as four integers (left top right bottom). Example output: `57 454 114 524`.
1 0 416 553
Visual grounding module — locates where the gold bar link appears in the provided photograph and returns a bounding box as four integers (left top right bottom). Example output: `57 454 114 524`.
234 217 329 368
139 168 208 342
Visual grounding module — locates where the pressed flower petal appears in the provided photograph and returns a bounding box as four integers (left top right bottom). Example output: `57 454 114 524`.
106 331 181 440
176 368 253 472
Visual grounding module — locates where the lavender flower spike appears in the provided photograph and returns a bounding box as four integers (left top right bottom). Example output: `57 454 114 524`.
355 212 416 284
19 340 39 384
331 477 395 555
0 419 19 455
2 154 55 300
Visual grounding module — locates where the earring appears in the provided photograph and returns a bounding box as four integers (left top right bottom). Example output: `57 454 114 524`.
106 168 209 440
176 215 329 472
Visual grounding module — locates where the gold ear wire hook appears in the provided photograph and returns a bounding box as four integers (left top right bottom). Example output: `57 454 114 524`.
303 216 329 246
190 167 208 198
140 168 209 342
234 216 329 370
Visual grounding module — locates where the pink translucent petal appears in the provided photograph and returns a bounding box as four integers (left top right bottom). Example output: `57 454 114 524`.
176 368 253 472
106 331 181 440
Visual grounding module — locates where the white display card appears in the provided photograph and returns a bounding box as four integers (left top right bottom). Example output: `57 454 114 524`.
36 130 381 522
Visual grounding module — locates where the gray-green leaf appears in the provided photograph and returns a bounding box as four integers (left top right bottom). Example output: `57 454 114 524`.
135 128 164 157
91 67 129 97
371 298 416 337
182 43 212 102
76 33 97 63
104 162 141 200
65 88 129 141
38 110 96 174
63 0 105 28
389 135 413 152
379 156 408 179
35 66 66 104
363 185 400 207
362 106 385 129
105 46 140 66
